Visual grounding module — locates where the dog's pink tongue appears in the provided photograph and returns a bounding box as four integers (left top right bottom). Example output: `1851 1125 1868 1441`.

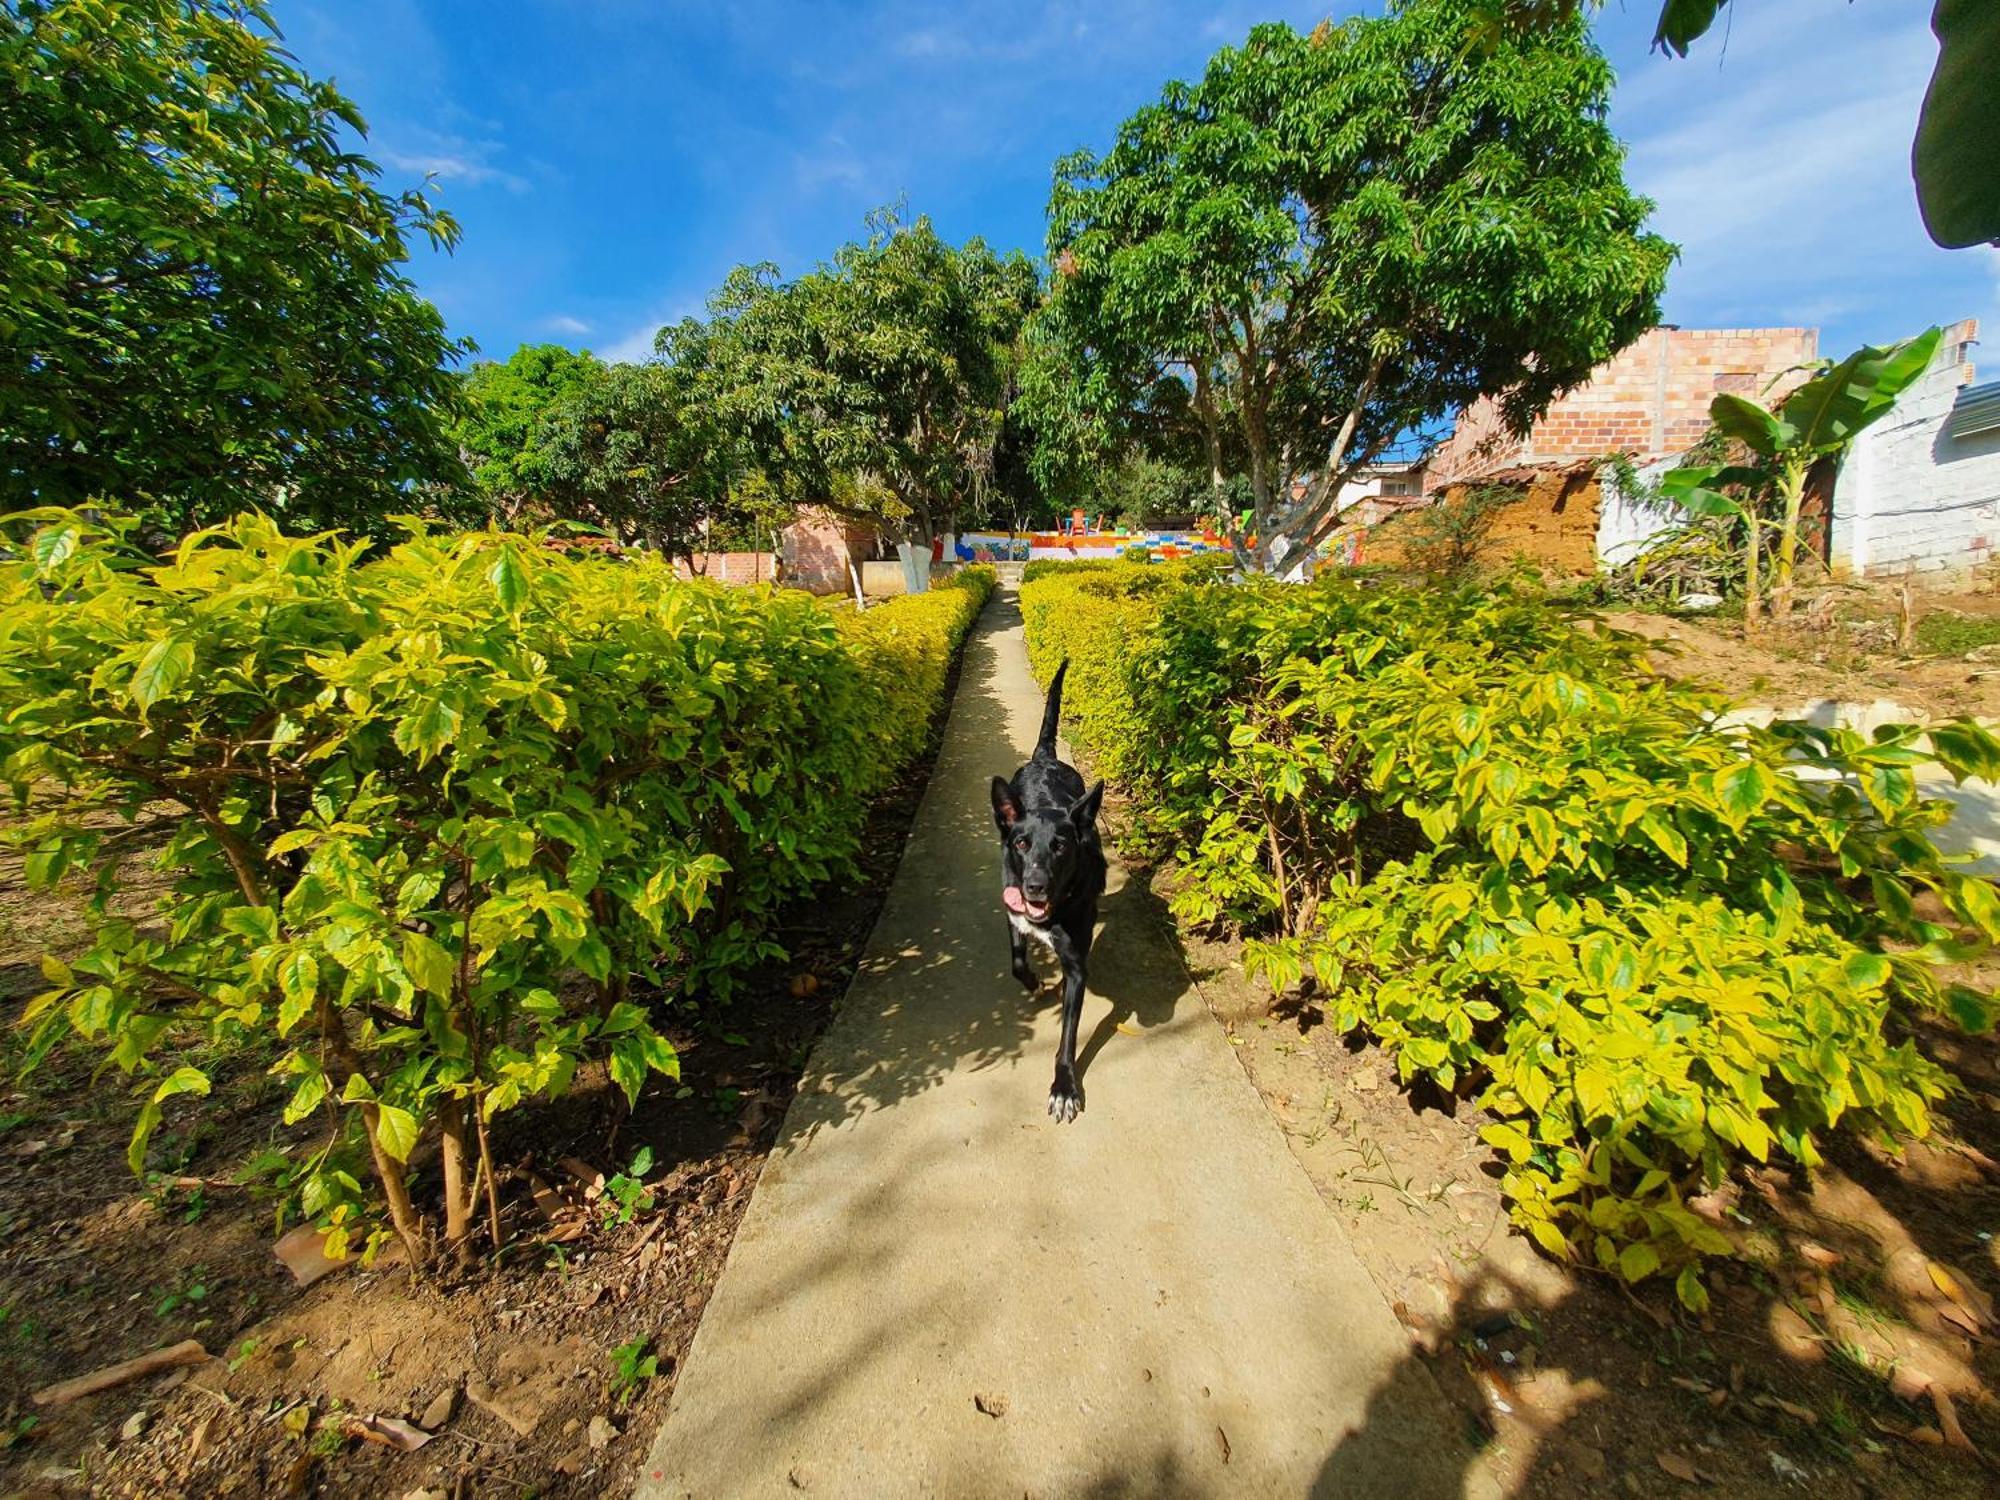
1002 885 1028 915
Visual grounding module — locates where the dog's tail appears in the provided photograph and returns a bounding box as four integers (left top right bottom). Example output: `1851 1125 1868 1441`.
1036 658 1069 758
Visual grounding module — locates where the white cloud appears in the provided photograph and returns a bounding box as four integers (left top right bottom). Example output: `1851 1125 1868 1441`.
600 320 663 364
541 314 593 336
1609 0 1964 340
794 135 869 193
380 130 530 194
895 26 957 59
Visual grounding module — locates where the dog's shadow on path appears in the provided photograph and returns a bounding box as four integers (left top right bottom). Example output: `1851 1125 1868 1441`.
1072 857 1189 1086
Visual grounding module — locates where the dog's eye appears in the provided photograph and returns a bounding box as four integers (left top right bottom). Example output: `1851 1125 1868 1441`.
1014 837 1028 852
1052 839 1067 854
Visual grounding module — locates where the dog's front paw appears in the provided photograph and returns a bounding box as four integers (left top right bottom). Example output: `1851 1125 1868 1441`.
1047 1070 1083 1124
1013 958 1039 994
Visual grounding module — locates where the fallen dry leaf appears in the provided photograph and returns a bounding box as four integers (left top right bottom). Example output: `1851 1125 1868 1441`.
1908 1425 1945 1446
525 1171 567 1225
973 1392 1008 1419
347 1413 434 1452
1930 1386 1978 1454
560 1156 604 1197
1938 1302 1984 1340
1797 1241 1841 1269
1755 1394 1817 1426
271 1225 406 1287
1656 1451 1700 1483
1926 1261 1993 1329
1215 1426 1231 1464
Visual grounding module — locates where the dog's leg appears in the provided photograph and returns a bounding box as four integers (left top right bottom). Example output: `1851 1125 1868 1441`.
1048 916 1092 1123
1008 920 1038 993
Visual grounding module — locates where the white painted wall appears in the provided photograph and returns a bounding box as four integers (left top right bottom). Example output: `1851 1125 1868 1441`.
1596 454 1686 569
1829 329 2000 584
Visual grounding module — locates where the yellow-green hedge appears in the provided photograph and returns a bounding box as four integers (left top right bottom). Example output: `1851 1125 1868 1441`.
1018 561 1187 785
835 565 995 778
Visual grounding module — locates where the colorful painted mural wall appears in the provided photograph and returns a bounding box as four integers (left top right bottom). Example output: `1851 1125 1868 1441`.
954 529 1234 564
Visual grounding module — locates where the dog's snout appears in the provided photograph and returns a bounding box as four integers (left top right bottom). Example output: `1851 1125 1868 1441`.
1023 879 1050 900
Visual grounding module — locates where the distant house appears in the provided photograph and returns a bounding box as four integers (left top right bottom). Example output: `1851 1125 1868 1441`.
1426 325 1821 493
1403 325 1826 574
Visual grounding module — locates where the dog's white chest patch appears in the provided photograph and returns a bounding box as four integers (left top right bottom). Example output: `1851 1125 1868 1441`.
1009 911 1059 953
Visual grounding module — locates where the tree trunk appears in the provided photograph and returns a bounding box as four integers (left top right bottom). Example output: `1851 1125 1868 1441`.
1192 365 1226 502
438 1096 476 1255
1769 457 1809 623
317 995 426 1267
1743 514 1764 632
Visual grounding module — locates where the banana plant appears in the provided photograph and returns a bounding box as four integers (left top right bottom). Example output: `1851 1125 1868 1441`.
1660 327 1943 628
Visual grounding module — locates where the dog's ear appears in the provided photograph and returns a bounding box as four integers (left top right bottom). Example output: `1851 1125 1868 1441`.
1070 781 1105 827
991 776 1022 829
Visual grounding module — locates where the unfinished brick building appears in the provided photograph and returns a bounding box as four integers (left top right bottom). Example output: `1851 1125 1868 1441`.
1425 325 1821 490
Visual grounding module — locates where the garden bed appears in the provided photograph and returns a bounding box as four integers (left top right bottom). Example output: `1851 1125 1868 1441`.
0 584 983 1498
1024 556 2000 1494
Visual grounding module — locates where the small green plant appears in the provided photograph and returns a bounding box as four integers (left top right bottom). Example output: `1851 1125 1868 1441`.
608 1337 659 1404
2 1415 38 1451
1397 484 1512 582
602 1147 656 1228
152 1266 210 1319
1914 610 2000 658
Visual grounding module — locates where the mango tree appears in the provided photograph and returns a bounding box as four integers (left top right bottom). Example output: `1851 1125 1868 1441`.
658 210 1038 586
0 0 468 532
1038 1 1671 575
1662 328 1941 627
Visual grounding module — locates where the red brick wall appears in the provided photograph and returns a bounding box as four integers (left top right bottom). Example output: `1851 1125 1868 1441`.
781 507 873 593
674 552 775 586
1427 326 1821 488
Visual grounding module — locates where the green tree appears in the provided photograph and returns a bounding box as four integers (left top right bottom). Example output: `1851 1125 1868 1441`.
662 210 1038 565
1097 452 1209 531
1041 2 1671 574
0 0 470 532
452 345 605 525
535 361 730 558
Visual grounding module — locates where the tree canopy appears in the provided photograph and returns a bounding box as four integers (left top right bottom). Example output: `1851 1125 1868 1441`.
1039 0 1672 572
660 211 1039 542
0 0 469 532
450 346 759 559
451 344 605 525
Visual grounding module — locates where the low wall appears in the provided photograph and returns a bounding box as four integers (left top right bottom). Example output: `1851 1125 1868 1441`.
674 552 777 586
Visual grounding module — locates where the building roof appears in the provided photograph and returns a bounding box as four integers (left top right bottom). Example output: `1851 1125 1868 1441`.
1948 379 2000 439
1441 456 1616 488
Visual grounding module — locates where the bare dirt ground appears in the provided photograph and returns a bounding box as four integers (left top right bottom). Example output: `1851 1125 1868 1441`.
0 650 969 1499
1147 838 2000 1499
1601 585 2000 721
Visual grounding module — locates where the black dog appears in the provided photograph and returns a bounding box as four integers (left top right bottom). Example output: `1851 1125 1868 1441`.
991 660 1106 1123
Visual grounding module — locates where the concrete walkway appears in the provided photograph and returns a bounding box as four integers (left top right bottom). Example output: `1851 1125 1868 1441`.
636 587 1471 1499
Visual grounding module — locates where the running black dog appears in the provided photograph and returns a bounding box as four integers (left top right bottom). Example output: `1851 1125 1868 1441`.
991 660 1106 1123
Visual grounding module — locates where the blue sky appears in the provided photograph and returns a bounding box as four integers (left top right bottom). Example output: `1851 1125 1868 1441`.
276 0 1998 373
